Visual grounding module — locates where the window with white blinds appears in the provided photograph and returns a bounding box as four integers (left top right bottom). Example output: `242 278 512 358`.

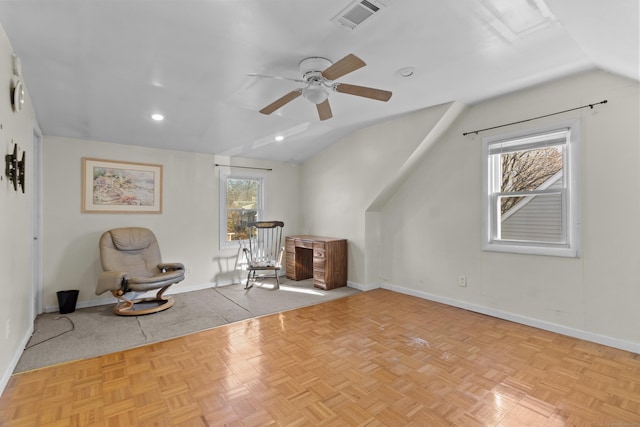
482 120 580 257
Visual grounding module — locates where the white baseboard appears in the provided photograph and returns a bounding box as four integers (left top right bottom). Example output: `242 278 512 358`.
347 281 380 292
382 283 640 355
1 324 34 397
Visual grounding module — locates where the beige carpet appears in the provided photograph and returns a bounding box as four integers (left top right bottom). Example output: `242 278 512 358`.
16 279 360 373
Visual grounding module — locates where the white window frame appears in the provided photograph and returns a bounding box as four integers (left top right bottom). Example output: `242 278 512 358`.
482 119 580 257
219 170 265 249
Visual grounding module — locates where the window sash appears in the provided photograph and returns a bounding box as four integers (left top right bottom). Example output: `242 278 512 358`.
490 190 568 245
487 129 568 155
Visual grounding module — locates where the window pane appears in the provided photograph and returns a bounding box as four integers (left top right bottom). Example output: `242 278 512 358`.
225 178 260 242
226 178 258 209
500 146 563 194
226 209 257 241
498 193 564 243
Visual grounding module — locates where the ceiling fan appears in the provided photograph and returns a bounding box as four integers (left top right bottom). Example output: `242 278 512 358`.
252 54 392 121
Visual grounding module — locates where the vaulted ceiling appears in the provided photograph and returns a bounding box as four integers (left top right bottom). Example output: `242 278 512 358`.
0 0 637 163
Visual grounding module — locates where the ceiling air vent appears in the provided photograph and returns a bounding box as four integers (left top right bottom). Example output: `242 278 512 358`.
331 0 386 30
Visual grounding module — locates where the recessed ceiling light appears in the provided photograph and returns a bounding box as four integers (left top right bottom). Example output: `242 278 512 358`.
151 113 164 121
395 66 416 78
275 135 284 142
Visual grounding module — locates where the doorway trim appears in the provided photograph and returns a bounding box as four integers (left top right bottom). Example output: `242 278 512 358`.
30 121 43 317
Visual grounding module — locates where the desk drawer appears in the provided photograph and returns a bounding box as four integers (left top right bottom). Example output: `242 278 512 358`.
313 269 325 282
313 248 325 259
298 239 314 249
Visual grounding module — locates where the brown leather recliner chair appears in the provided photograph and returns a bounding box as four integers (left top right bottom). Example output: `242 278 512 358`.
96 227 185 316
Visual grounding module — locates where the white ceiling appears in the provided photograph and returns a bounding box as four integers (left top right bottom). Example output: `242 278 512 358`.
0 0 637 163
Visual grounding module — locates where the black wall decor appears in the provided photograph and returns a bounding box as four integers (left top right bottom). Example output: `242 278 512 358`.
4 143 25 193
18 150 25 193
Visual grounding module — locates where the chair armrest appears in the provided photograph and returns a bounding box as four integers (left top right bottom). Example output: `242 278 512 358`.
96 270 127 295
158 262 184 272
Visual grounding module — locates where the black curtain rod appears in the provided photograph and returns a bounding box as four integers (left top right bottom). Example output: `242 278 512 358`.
214 163 272 171
462 99 608 136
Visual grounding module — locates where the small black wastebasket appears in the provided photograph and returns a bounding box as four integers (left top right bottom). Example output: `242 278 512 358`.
57 290 79 314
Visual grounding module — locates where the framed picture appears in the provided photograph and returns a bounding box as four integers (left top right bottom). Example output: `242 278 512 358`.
82 158 163 213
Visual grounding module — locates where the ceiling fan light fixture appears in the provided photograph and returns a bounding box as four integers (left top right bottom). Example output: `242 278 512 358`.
303 86 329 104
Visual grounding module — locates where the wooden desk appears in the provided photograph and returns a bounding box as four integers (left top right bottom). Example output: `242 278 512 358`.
285 235 347 290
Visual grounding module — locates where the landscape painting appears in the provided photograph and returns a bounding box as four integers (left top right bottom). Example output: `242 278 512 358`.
82 158 163 213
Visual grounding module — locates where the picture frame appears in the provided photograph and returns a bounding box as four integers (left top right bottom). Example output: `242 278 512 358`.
81 157 163 213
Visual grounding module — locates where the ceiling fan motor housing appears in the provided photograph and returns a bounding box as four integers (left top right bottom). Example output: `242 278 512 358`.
299 57 333 82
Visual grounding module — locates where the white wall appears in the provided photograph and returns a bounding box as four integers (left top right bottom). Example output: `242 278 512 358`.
300 103 456 285
42 136 301 310
0 27 38 393
378 70 640 350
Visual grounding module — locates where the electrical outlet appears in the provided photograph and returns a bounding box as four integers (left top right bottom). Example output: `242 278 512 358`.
5 319 10 339
458 275 467 287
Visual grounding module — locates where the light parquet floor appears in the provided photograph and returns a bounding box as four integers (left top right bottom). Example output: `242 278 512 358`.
1 289 640 426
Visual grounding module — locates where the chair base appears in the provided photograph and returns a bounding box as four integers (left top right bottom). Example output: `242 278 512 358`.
245 270 280 290
111 286 174 316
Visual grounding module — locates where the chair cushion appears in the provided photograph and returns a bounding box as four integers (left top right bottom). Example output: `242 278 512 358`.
110 228 154 251
250 260 277 267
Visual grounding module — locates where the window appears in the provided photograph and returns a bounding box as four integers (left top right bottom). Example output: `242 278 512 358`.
219 171 264 248
482 120 580 257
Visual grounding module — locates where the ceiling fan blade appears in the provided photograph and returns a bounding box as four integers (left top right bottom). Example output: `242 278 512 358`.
316 99 333 121
259 90 302 115
334 83 392 102
248 73 306 83
321 54 366 81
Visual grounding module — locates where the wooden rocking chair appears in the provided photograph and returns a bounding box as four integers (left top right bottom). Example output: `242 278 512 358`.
243 221 284 290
